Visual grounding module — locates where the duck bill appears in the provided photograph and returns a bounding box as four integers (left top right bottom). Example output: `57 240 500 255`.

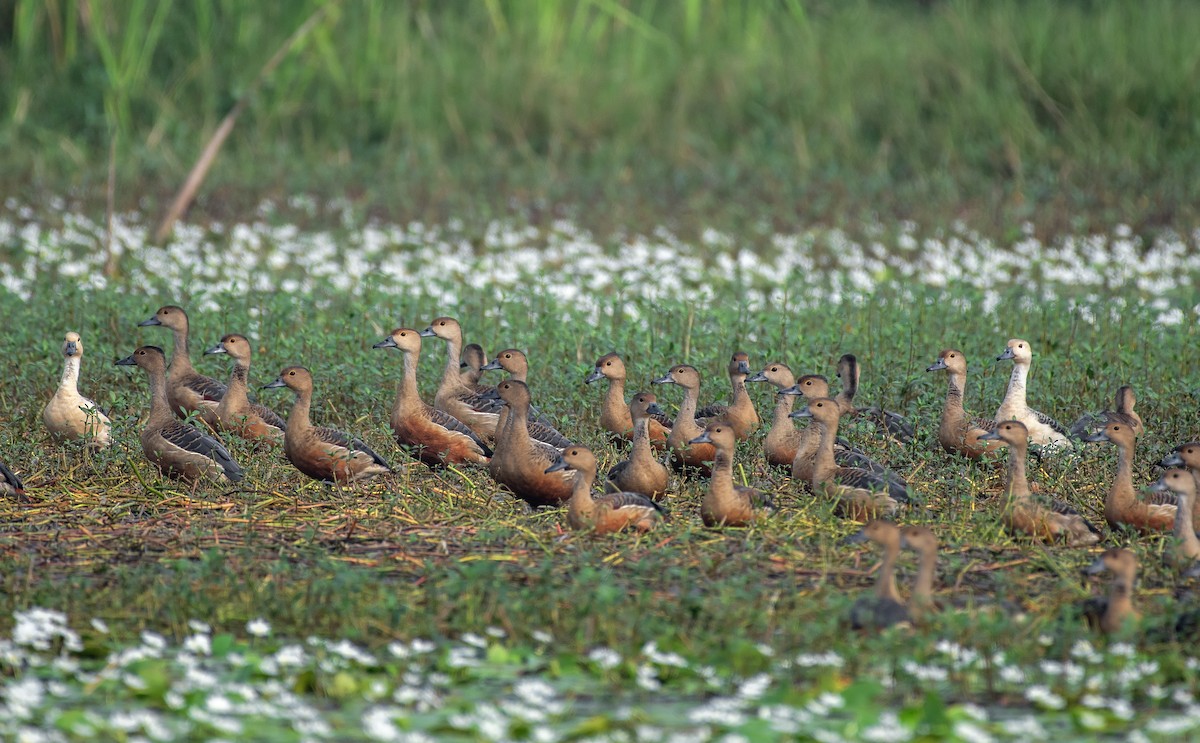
652 372 674 385
746 371 768 383
204 343 227 355
779 384 803 396
480 359 503 371
137 316 162 327
978 430 1001 441
1148 480 1172 495
926 359 947 372
1079 431 1109 443
544 459 572 474
789 406 813 419
645 402 666 417
584 367 604 384
64 341 79 357
1161 452 1185 468
687 431 713 446
373 337 398 350
1083 556 1108 575
418 327 436 337
114 354 137 366
996 348 1015 361
736 360 751 375
262 378 287 389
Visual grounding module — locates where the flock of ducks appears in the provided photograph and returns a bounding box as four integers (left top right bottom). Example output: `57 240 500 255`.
3 306 1200 635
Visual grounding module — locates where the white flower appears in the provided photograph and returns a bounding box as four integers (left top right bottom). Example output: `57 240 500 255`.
587 647 622 670
246 619 271 638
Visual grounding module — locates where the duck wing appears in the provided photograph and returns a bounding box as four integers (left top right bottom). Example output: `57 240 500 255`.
529 420 571 449
428 407 493 457
184 373 228 403
694 402 729 422
1029 407 1070 438
650 411 676 429
835 466 911 504
161 420 243 481
1045 496 1102 537
252 403 287 431
314 427 392 470
0 458 25 493
862 407 916 443
604 491 666 515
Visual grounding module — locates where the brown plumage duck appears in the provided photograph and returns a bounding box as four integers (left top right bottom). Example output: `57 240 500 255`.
420 317 500 440
1 458 25 498
43 331 112 448
1080 548 1139 634
793 398 911 520
1150 469 1200 570
926 349 1000 459
586 352 672 449
653 364 717 476
1081 420 1174 533
116 346 243 483
979 421 1099 545
489 379 573 506
1070 385 1143 440
264 366 392 484
899 525 938 622
837 354 915 443
546 445 664 533
373 328 491 468
689 422 774 527
694 352 759 440
138 306 227 425
203 334 286 444
459 343 491 394
747 362 802 469
1161 443 1200 529
781 375 902 483
480 348 570 446
842 520 910 630
605 392 669 501
994 339 1071 449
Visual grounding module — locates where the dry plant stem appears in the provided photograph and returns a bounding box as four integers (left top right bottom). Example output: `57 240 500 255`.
154 2 341 243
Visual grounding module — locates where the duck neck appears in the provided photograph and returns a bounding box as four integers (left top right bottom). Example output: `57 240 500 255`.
59 355 81 394
1002 360 1029 410
709 443 735 501
771 393 797 432
876 542 902 604
286 390 313 436
438 335 466 392
224 360 252 409
940 370 968 434
569 466 598 517
1105 572 1135 626
603 377 626 415
1004 441 1031 500
146 366 173 422
630 416 653 464
913 549 936 606
812 416 840 484
169 326 194 376
396 349 421 413
507 398 533 449
1111 438 1135 506
1175 490 1200 550
678 384 701 429
837 363 858 410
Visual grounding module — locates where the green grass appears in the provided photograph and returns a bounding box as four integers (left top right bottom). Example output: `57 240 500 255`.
4 1 1200 233
0 243 1199 737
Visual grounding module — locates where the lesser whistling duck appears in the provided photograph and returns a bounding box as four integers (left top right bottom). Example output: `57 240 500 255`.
42 331 112 448
373 328 491 468
794 398 911 520
115 346 243 483
459 343 491 394
264 367 392 484
138 306 227 426
842 520 910 630
1081 420 1174 533
489 379 573 506
1080 548 1139 635
480 348 569 444
1150 469 1200 570
689 422 774 527
1070 385 1143 440
203 334 286 444
1160 443 1200 529
926 349 1000 459
747 362 803 469
420 317 500 440
837 354 916 443
781 375 901 483
653 364 717 477
694 352 759 439
585 352 672 449
546 445 664 533
994 339 1071 449
899 525 938 621
605 392 669 501
979 421 1099 545
0 458 25 498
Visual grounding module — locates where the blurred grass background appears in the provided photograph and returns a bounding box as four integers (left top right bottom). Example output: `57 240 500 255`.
2 0 1199 232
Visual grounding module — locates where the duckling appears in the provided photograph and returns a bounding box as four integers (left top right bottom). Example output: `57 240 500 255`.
1080 420 1174 533
689 422 774 527
653 364 717 477
42 331 112 448
1080 548 1139 634
1149 469 1200 570
489 379 573 506
747 362 803 469
837 354 915 443
781 375 902 482
1070 385 1144 440
115 346 243 483
420 317 501 440
842 520 910 630
979 421 1099 545
605 392 669 501
138 306 227 425
994 339 1071 449
691 352 759 440
793 398 911 520
586 352 673 449
374 328 491 468
925 349 1000 459
459 343 491 394
546 446 664 533
899 525 939 621
480 348 568 442
203 334 286 444
263 367 392 484
1 458 25 498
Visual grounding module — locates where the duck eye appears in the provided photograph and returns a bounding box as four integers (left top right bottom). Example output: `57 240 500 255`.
771 367 778 372
605 361 611 366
